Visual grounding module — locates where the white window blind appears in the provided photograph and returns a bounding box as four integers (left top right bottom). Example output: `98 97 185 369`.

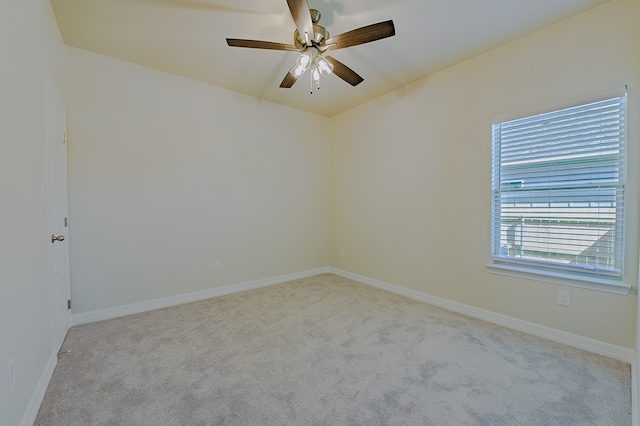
491 94 627 280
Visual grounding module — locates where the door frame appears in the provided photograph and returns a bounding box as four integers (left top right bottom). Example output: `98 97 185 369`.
45 82 71 351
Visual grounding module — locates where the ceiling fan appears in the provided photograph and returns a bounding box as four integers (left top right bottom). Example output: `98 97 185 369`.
226 0 395 92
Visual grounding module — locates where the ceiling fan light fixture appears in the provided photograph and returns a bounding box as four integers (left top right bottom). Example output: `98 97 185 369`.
315 56 333 76
311 56 332 93
293 51 313 77
297 51 312 66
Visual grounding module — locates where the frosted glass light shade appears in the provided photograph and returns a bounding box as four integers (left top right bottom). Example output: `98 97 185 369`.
315 56 333 76
293 52 313 77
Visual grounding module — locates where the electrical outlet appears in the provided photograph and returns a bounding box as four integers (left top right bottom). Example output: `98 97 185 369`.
339 248 344 257
214 260 221 271
7 359 15 392
557 290 571 307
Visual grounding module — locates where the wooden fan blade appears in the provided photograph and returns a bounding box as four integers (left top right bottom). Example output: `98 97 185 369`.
286 0 314 45
226 39 298 51
325 20 395 50
279 72 298 88
325 56 364 87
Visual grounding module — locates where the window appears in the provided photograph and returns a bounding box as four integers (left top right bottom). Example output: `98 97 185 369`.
491 94 627 284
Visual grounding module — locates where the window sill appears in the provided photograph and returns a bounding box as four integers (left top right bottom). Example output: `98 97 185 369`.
486 262 632 295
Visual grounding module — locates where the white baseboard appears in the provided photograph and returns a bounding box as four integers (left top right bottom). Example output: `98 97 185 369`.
329 268 635 364
72 267 331 326
20 351 57 426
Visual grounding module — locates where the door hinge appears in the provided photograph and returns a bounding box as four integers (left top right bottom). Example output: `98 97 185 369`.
64 217 68 228
67 299 71 310
63 133 67 144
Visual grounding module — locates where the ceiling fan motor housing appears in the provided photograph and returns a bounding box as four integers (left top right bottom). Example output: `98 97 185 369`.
294 24 329 49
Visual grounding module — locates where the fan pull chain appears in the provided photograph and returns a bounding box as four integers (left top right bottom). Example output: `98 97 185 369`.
310 65 321 94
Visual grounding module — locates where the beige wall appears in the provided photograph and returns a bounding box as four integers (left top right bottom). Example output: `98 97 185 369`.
66 48 330 314
0 0 66 424
329 0 640 348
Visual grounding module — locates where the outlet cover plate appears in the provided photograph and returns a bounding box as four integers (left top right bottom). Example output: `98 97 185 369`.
557 290 571 307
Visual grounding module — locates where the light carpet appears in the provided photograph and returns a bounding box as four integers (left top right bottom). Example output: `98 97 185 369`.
35 273 631 425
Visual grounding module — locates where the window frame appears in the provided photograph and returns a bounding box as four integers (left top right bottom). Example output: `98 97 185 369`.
488 91 629 294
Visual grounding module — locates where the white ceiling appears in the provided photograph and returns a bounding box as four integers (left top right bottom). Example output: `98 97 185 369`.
50 0 612 117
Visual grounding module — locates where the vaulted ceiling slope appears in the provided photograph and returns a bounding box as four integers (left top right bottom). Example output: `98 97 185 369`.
50 0 612 117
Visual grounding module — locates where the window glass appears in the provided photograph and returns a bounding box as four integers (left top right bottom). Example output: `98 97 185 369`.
491 95 626 281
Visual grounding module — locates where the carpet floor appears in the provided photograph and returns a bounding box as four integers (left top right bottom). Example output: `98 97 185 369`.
35 273 631 425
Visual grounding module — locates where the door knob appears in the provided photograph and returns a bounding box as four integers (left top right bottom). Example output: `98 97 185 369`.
51 234 65 243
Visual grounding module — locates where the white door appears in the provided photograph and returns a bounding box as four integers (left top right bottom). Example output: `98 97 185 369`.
46 85 71 351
